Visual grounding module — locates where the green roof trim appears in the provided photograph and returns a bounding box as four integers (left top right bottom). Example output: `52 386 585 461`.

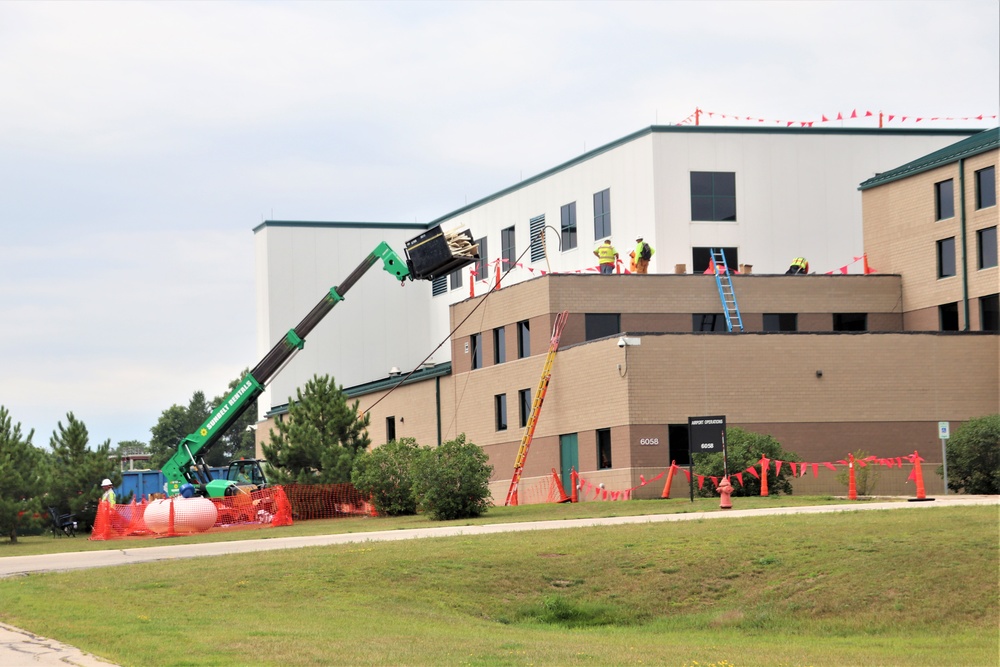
859 128 1000 190
263 362 452 419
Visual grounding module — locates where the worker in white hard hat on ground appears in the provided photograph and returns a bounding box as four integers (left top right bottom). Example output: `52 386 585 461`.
100 478 116 506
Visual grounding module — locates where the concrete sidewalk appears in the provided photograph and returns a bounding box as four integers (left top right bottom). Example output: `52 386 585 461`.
1 495 995 666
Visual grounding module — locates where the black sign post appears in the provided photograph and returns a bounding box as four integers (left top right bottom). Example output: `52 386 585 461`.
687 416 727 502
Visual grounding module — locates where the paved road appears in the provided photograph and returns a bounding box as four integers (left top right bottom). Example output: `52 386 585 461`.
1 495 995 666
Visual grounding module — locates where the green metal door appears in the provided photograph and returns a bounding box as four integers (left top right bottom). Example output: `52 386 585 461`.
559 433 579 497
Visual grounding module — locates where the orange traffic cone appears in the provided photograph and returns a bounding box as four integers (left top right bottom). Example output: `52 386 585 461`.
661 461 677 499
907 450 935 502
848 453 858 500
570 468 579 503
759 456 770 497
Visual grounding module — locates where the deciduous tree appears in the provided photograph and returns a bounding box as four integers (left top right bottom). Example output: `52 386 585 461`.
943 414 1000 494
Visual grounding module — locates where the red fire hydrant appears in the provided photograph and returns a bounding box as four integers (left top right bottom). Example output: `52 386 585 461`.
716 476 734 510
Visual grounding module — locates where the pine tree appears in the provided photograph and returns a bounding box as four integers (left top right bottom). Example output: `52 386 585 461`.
0 406 47 543
262 375 371 484
47 412 118 528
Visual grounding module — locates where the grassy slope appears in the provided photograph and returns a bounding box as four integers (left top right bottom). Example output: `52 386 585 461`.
0 503 996 667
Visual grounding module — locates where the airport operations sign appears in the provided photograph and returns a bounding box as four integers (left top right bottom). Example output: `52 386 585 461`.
688 415 726 454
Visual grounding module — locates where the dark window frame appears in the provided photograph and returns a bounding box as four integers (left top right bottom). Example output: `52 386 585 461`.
976 166 996 210
690 171 737 221
584 313 621 341
473 236 489 283
935 179 955 220
501 226 516 273
978 226 997 269
937 237 956 278
762 313 798 332
495 394 507 431
493 326 506 364
470 333 483 370
693 314 727 332
449 267 462 290
593 188 611 239
980 293 999 332
833 313 868 332
386 416 396 442
518 388 531 429
561 202 578 250
597 428 612 469
517 319 530 358
939 302 959 331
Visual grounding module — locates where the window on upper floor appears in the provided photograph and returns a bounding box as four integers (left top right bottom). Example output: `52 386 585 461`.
935 179 955 220
495 394 507 431
449 267 462 290
978 226 997 269
470 333 483 370
833 313 867 331
473 236 489 283
518 388 531 428
691 172 736 221
976 166 996 209
763 313 798 332
517 319 530 358
939 302 959 331
561 202 578 250
386 416 396 443
501 226 516 273
938 237 956 278
692 247 739 274
981 294 999 332
585 313 620 341
493 326 506 364
594 188 611 239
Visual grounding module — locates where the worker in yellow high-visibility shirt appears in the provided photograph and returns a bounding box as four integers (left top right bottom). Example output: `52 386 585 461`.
593 239 618 274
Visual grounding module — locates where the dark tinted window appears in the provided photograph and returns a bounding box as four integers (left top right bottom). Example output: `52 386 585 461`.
594 189 611 239
691 172 737 221
493 327 506 364
585 313 620 341
981 294 999 331
470 333 482 369
978 226 997 269
939 302 959 331
561 202 578 250
833 313 867 331
976 166 996 209
763 313 798 331
517 320 530 358
495 394 507 431
938 237 956 278
935 180 954 220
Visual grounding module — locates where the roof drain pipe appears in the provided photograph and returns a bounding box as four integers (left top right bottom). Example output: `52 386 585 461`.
959 158 970 331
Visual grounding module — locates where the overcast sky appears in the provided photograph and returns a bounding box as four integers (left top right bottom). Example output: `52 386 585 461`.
1 0 997 450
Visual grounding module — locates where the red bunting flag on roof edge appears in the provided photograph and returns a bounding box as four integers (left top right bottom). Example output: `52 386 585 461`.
676 107 997 128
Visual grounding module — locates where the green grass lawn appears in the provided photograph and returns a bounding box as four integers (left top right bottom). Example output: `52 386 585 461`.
0 499 996 666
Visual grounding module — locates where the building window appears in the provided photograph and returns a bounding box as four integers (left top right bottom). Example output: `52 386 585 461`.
517 319 530 358
935 179 954 220
939 302 959 331
691 172 737 221
597 428 612 469
470 333 483 370
561 202 578 250
585 313 620 341
518 388 531 428
763 313 798 332
386 416 396 442
501 226 516 273
431 275 447 296
937 237 956 278
981 293 999 332
692 247 739 273
449 267 462 290
978 226 997 269
833 313 867 331
594 188 611 239
493 327 506 364
976 166 996 209
693 314 727 332
473 236 489 283
495 394 507 431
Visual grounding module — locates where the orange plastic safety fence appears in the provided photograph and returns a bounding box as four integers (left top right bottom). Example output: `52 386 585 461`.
281 483 376 520
90 485 294 541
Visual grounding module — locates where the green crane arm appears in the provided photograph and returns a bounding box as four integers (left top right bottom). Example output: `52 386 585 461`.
161 242 410 495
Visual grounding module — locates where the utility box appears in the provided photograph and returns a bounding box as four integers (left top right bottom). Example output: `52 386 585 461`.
405 225 479 280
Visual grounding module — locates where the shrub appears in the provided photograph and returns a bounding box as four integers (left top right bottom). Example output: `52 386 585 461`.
351 438 421 516
835 449 882 496
692 427 800 497
411 434 493 520
942 414 1000 494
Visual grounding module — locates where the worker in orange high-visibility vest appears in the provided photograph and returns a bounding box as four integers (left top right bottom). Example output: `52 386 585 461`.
594 239 618 274
785 257 809 274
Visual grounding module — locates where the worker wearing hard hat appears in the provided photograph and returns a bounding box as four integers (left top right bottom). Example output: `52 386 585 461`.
633 237 654 274
100 478 116 506
593 239 619 274
785 257 809 274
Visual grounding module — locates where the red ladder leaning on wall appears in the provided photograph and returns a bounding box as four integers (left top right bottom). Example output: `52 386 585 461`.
504 311 570 506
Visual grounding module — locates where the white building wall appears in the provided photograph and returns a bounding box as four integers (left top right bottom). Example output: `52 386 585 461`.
255 127 977 418
254 223 432 421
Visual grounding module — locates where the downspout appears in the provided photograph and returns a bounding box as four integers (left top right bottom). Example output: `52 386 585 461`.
959 159 970 330
435 375 442 446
